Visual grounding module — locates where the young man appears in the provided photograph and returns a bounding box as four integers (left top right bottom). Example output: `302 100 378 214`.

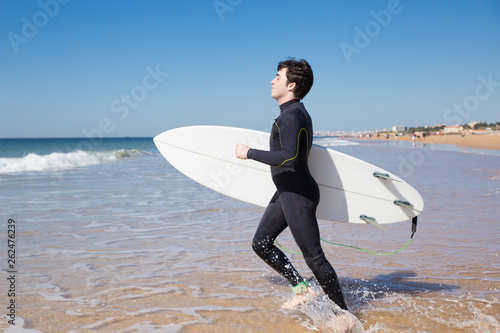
235 59 348 311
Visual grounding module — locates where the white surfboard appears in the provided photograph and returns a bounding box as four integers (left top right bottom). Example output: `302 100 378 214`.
154 126 424 225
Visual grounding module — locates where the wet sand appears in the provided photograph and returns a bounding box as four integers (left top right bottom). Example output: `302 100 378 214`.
360 133 500 150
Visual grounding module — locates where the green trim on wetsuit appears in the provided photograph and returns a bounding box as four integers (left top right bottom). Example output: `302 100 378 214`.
273 122 308 167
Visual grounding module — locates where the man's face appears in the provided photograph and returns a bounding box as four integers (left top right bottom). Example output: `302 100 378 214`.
271 68 292 102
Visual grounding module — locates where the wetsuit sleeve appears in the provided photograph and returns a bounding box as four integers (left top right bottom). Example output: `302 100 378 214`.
247 110 306 168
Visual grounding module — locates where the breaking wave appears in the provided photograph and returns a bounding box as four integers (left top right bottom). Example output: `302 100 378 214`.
0 149 149 174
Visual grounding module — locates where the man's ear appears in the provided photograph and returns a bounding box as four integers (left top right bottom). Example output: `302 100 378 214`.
287 81 297 93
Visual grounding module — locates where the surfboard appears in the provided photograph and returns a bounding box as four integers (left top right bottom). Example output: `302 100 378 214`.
153 126 424 225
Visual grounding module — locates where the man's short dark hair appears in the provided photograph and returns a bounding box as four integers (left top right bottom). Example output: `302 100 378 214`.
277 58 313 99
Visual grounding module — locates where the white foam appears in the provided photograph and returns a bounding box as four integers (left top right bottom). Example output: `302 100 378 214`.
4 317 46 332
296 294 365 333
120 321 183 333
0 149 146 174
314 138 359 147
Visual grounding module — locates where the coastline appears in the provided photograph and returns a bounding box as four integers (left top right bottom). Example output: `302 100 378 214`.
358 133 500 151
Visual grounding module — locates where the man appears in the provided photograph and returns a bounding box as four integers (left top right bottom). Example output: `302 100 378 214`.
235 59 348 311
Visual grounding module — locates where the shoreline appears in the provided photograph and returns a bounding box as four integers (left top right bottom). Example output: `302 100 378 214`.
358 133 500 151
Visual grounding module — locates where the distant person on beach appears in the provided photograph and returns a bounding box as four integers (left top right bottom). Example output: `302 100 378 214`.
235 59 350 317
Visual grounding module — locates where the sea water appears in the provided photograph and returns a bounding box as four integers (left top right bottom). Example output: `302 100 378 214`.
0 137 498 332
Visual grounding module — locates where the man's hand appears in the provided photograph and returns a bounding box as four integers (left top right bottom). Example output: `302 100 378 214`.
235 143 250 159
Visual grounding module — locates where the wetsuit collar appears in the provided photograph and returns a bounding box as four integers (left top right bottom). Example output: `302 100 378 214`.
279 99 300 111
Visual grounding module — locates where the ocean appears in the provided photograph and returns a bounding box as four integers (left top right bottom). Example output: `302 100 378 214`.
0 136 498 332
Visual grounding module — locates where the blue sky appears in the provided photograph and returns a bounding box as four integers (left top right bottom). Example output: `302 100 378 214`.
1 0 499 138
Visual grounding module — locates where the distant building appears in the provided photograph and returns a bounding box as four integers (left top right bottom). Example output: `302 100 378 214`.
444 125 463 134
468 121 479 129
392 126 406 132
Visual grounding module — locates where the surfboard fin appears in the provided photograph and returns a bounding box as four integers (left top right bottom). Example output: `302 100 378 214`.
394 200 422 212
394 200 413 209
360 214 386 230
373 171 401 182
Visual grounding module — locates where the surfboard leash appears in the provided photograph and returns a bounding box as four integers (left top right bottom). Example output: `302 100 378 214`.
275 237 413 256
275 216 418 256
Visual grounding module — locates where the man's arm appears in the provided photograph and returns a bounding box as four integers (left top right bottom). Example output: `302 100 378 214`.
244 110 306 167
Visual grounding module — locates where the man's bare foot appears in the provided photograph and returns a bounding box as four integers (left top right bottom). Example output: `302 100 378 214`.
281 287 317 310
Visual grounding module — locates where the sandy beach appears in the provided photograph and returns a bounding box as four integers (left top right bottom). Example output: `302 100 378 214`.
360 132 500 151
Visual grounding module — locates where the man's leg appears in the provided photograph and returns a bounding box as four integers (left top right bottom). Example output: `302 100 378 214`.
280 192 348 311
252 193 303 286
253 193 317 309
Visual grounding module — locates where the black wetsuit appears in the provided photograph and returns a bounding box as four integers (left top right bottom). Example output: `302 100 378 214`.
248 99 348 310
